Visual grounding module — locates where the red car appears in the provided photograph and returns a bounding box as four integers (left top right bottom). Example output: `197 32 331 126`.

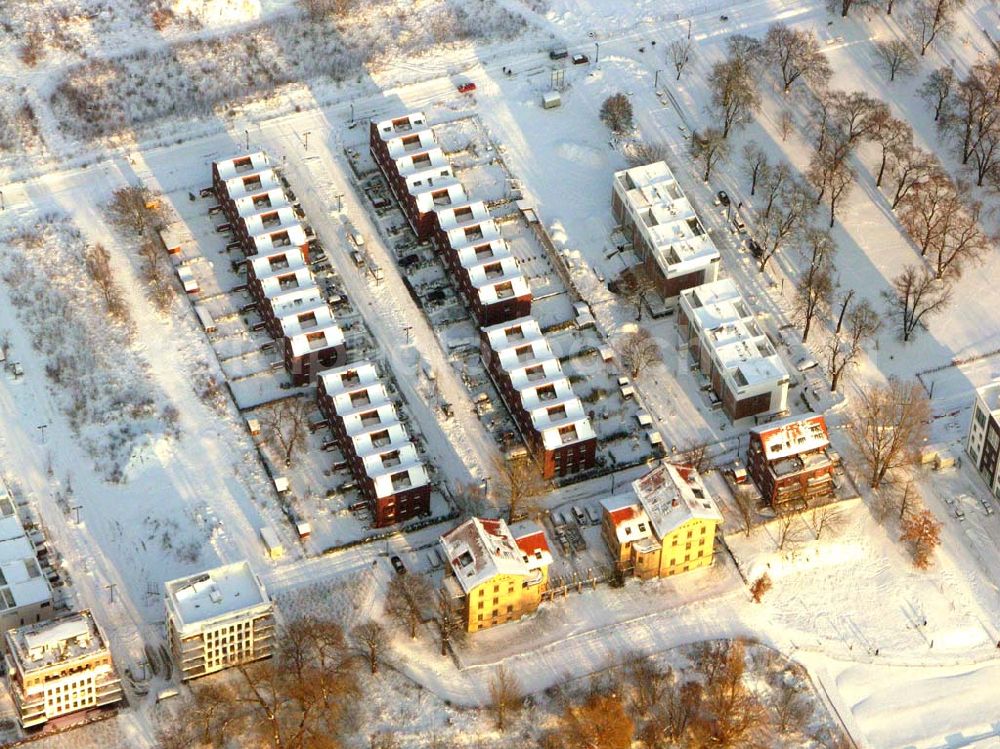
457 81 477 94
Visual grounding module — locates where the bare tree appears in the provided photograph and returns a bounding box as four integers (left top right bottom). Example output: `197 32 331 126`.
619 264 658 321
742 143 770 196
453 480 491 520
940 61 1000 184
617 327 662 379
807 135 857 227
828 0 878 17
626 655 673 715
259 396 312 466
668 38 694 81
548 692 634 749
919 66 956 121
678 440 713 474
351 619 388 674
913 0 965 55
778 109 795 142
691 640 768 748
827 299 880 392
848 378 931 489
869 112 913 187
834 289 855 335
901 178 989 279
898 170 954 255
757 161 792 222
795 228 836 342
179 616 358 749
885 0 906 14
764 23 832 94
750 573 773 602
774 513 802 551
299 0 355 20
708 56 759 138
691 127 731 182
733 485 758 537
900 508 941 568
138 237 174 311
808 505 845 539
886 146 939 208
929 197 989 280
386 573 432 639
436 587 463 656
600 93 634 134
875 39 917 82
642 678 702 745
883 264 953 341
493 453 548 523
84 243 127 320
488 665 523 732
106 185 165 237
772 679 814 734
752 178 815 271
830 90 884 145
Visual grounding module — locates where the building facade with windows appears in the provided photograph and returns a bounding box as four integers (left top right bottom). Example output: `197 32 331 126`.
968 382 1000 498
678 279 789 422
4 611 123 730
600 462 722 581
611 162 721 308
164 561 276 682
747 413 836 511
440 517 551 632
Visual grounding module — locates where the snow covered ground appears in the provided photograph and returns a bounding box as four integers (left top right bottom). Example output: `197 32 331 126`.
0 0 997 746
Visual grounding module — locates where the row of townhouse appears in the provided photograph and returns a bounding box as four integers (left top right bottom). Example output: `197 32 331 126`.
372 113 596 478
612 163 790 424
318 362 431 527
370 113 532 328
212 151 345 385
481 317 597 479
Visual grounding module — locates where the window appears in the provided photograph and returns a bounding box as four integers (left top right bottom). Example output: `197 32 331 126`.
478 601 483 609
507 605 514 613
701 526 707 534
687 530 693 538
493 597 499 605
976 407 987 428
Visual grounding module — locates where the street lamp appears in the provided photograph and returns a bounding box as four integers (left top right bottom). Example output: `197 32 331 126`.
1 191 5 211
303 131 311 151
594 41 600 64
654 69 662 90
481 477 490 496
244 129 249 151
687 18 692 40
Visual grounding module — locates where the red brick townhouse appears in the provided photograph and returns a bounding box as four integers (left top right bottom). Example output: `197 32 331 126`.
213 152 284 225
450 239 531 327
317 363 431 527
481 317 597 478
235 205 310 261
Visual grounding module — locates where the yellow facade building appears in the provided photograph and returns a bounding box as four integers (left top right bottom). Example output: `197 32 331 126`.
440 517 551 632
601 462 722 580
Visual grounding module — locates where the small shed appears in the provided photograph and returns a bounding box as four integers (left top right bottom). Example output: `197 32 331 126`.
295 520 312 539
647 431 663 447
635 411 653 428
194 304 216 334
273 476 290 493
177 266 199 295
259 527 284 559
599 346 614 363
246 417 261 437
542 90 562 109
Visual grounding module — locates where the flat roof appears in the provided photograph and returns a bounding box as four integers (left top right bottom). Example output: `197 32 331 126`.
165 560 271 630
7 610 108 672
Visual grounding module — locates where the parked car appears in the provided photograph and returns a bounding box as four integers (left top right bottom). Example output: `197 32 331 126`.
795 356 819 373
747 238 763 258
351 249 365 267
716 190 731 207
585 506 601 526
398 253 420 269
572 53 590 65
571 506 587 525
457 81 477 94
349 230 365 248
549 47 569 60
390 555 407 574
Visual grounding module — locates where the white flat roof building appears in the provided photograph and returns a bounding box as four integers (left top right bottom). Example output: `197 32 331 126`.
0 493 52 637
680 279 789 420
242 206 300 237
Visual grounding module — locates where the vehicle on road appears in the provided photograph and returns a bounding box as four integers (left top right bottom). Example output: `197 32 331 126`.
571 506 587 525
457 81 477 94
351 249 365 267
390 555 407 574
717 190 730 207
572 53 590 65
549 47 569 60
747 238 763 258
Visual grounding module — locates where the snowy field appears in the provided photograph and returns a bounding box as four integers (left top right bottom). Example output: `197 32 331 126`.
0 0 997 746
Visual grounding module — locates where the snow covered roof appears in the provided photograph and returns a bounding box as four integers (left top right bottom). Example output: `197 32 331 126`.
222 168 282 202
7 611 109 671
456 239 511 268
509 520 553 572
632 462 722 539
385 128 437 160
396 147 450 178
287 320 345 358
440 518 549 595
411 177 467 214
258 266 316 301
465 256 530 305
362 444 429 499
482 316 545 352
164 560 272 634
373 112 428 139
248 247 308 279
0 502 51 614
680 279 789 393
435 200 492 232
249 223 309 254
614 162 720 278
976 382 1000 416
443 219 502 251
233 188 291 219
319 362 382 398
751 413 830 462
215 152 271 181
242 206 300 237
600 494 656 545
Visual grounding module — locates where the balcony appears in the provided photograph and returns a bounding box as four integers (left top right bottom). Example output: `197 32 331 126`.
525 366 545 383
391 472 414 491
560 426 580 445
381 451 402 469
495 282 514 300
350 391 372 408
360 411 382 428
267 257 290 272
463 227 485 242
261 213 281 229
277 275 299 291
306 333 328 351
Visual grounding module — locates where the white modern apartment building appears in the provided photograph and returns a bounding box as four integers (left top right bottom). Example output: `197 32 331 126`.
968 382 1000 498
678 279 789 422
164 560 276 681
612 161 721 308
0 491 53 637
4 610 123 730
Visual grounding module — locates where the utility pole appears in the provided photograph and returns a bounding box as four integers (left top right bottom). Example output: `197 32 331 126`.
106 583 117 604
1 191 5 210
687 18 692 40
403 325 413 343
481 477 490 496
350 102 355 123
244 129 249 151
654 69 662 90
594 41 600 64
70 505 82 524
303 131 311 151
